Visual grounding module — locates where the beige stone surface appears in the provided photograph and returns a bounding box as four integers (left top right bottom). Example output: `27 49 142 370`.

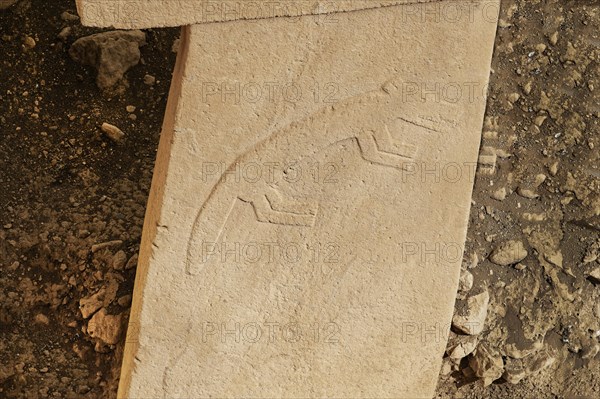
106 1 500 398
78 0 448 28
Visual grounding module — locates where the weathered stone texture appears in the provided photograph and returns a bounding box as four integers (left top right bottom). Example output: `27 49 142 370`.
75 1 500 398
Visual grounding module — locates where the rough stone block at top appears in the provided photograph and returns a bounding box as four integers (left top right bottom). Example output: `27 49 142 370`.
76 0 436 28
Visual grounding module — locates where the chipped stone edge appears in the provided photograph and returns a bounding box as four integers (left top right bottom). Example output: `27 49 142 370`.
116 24 190 399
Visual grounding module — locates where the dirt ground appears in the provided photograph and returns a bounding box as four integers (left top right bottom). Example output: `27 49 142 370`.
0 0 599 398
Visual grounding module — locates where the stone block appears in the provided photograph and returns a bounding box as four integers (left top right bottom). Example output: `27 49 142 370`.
74 1 502 397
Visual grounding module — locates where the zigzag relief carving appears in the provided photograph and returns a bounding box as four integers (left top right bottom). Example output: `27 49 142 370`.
183 83 451 276
187 189 318 270
358 124 419 170
243 189 318 227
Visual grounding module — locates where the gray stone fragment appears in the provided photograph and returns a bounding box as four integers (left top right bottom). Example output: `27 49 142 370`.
469 344 504 386
490 240 528 266
69 30 146 89
452 290 490 335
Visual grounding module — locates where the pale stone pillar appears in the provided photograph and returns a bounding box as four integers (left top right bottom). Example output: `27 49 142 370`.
77 1 500 398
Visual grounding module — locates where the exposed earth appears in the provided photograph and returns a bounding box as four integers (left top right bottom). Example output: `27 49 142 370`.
0 0 599 398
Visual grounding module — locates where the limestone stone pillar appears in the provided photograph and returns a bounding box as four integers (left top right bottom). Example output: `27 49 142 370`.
76 1 500 397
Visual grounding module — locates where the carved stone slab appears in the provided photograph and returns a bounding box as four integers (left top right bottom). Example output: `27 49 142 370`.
83 1 501 398
77 0 445 28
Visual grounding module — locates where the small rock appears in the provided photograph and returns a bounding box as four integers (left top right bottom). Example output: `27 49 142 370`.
535 43 547 53
508 92 520 103
522 212 546 222
563 41 577 62
517 187 539 199
117 294 132 307
101 123 125 142
172 37 181 53
447 335 478 361
469 344 504 386
503 358 527 384
60 11 79 21
143 74 156 85
491 187 507 201
72 343 90 361
112 250 127 270
549 161 559 176
34 314 50 325
590 250 600 267
490 240 528 266
587 268 600 285
79 281 118 321
69 30 146 89
125 253 138 270
544 251 563 268
126 105 136 113
534 115 547 127
514 263 527 271
23 35 36 50
466 252 479 269
91 240 122 253
79 290 105 319
534 174 547 187
458 270 474 292
452 290 489 335
549 31 559 46
57 26 71 41
498 19 511 28
87 308 124 346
